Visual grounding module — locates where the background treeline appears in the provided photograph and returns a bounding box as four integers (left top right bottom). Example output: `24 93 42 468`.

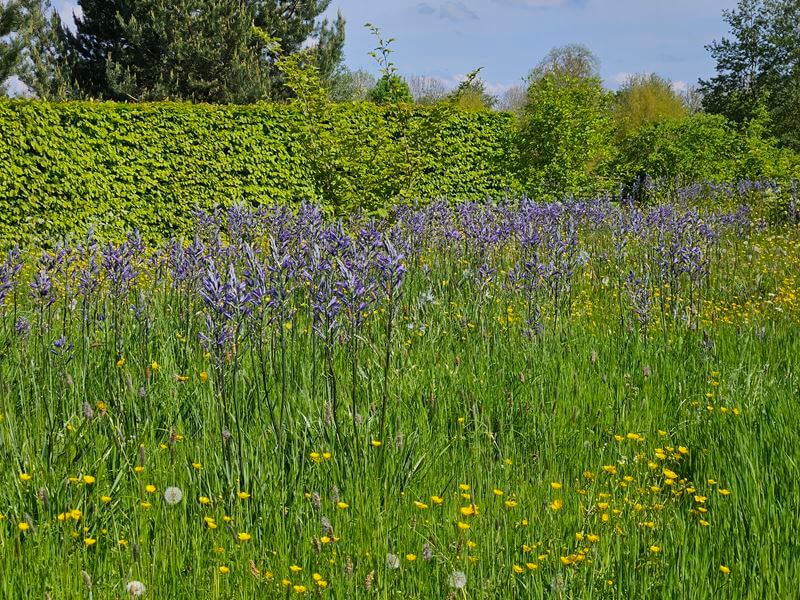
0 0 799 242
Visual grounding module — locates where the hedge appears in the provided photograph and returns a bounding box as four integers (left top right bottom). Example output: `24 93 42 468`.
0 100 520 243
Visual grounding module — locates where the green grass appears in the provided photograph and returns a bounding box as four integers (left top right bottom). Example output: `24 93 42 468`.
0 209 798 599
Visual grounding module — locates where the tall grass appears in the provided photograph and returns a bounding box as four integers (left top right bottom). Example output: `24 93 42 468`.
0 198 798 599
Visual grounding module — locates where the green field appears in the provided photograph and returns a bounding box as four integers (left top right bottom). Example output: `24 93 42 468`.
1 198 798 599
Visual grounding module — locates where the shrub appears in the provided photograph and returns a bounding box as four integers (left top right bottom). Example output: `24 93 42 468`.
0 99 519 243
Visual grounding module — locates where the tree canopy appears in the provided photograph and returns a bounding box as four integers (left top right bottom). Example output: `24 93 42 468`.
699 0 800 150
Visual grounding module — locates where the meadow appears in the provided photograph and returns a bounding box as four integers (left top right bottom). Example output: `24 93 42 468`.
0 190 799 599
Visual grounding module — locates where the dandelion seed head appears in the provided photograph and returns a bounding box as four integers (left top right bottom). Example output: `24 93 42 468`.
126 580 146 597
163 486 183 505
448 570 467 589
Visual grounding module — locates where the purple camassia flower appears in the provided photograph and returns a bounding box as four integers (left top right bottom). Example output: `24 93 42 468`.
200 259 248 351
0 246 22 306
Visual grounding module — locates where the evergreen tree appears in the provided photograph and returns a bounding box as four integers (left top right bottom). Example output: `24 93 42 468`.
56 0 344 102
0 0 23 92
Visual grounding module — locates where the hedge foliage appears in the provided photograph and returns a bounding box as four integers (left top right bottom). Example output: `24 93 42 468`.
610 113 800 186
0 100 519 243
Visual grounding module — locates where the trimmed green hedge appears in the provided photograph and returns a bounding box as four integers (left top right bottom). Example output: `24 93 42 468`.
0 100 520 243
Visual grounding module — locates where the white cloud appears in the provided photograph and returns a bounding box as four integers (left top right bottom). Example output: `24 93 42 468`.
492 0 567 8
484 81 515 96
611 72 633 86
417 2 436 15
671 80 688 93
439 1 479 21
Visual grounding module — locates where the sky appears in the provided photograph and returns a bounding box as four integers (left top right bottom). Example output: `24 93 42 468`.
51 0 739 97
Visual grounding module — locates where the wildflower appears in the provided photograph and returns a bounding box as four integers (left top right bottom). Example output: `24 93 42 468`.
19 473 31 482
151 361 159 372
176 375 189 382
292 585 307 594
493 488 504 496
512 564 524 574
459 484 470 491
145 484 156 493
460 505 478 517
199 371 209 383
370 440 382 447
116 358 125 368
718 488 731 496
237 532 252 542
699 519 710 527
504 499 518 509
192 462 202 469
316 580 328 589
587 534 600 543
199 496 211 505
662 468 678 480
457 522 470 530
649 545 661 554
550 482 562 490
82 475 96 485
602 465 617 475
140 502 152 509
526 562 538 570
720 565 731 575
134 466 144 474
289 565 302 573
18 522 29 532
100 495 112 504
237 491 251 500
413 501 428 510
550 499 563 511
336 501 349 510
448 571 467 589
126 581 146 597
164 486 183 505
84 538 96 546
218 566 230 574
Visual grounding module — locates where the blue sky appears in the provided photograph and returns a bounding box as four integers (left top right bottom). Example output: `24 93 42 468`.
53 0 738 95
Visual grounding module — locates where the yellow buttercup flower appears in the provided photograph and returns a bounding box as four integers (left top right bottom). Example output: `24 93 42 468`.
237 532 252 542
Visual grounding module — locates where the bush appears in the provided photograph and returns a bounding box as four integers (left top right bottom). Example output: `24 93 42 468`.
611 113 800 191
517 75 614 197
0 99 520 243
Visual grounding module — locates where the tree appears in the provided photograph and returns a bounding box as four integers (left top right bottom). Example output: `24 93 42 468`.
518 73 613 195
327 67 375 102
16 0 76 99
408 75 448 105
699 0 800 150
1 0 24 92
529 43 600 84
497 84 527 114
55 0 345 102
447 71 496 110
612 73 687 137
364 23 412 104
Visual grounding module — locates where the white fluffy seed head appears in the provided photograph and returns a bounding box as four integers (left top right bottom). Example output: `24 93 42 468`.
448 570 467 589
126 580 146 597
163 486 183 505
